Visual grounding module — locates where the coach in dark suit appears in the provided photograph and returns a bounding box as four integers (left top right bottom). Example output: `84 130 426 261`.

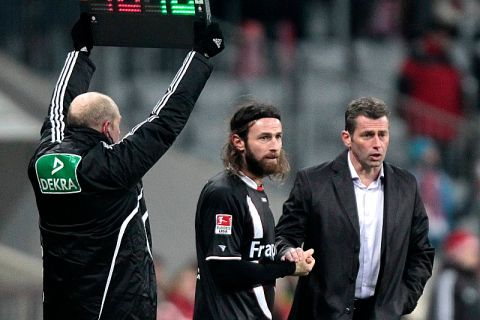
275 97 434 320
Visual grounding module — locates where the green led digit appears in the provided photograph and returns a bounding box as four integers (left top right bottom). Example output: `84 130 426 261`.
160 0 167 14
160 0 195 16
172 0 195 15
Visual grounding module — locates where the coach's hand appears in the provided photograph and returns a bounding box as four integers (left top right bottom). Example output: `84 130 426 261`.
293 249 315 276
71 13 93 55
194 21 225 58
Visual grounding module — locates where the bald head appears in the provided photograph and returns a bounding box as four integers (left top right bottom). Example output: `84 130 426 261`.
68 92 120 132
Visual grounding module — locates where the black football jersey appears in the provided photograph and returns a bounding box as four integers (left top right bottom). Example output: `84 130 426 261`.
194 171 288 320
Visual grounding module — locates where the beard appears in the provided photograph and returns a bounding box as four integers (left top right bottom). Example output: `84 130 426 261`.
244 147 279 178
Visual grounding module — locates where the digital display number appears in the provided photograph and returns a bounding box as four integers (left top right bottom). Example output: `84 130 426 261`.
79 0 209 48
86 0 198 15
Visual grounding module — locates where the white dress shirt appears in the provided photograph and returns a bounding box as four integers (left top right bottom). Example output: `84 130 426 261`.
348 152 384 299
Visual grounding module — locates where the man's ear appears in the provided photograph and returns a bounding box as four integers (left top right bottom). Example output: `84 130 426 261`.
231 133 245 152
341 130 351 149
101 120 111 135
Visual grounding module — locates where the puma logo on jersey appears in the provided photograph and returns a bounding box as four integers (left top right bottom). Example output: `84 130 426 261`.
213 38 223 48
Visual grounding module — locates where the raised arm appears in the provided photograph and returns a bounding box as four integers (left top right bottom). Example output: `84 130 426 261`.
40 14 95 144
84 23 224 189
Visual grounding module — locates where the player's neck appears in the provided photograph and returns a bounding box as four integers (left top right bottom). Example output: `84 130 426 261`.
239 169 263 187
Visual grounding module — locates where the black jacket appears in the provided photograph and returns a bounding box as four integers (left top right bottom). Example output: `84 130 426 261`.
275 150 435 319
27 50 212 320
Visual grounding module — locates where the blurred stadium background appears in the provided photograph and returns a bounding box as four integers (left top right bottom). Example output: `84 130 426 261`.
2 1 480 319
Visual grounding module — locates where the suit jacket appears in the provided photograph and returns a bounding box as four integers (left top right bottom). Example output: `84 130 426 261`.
275 150 435 320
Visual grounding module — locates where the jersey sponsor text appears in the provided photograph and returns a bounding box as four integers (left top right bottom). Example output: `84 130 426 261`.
249 240 276 260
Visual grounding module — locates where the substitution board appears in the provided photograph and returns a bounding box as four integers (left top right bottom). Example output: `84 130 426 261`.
79 0 211 48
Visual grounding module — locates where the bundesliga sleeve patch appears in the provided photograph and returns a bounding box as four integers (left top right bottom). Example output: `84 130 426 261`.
215 214 232 235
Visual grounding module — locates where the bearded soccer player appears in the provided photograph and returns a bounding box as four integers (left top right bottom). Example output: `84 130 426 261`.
193 101 315 319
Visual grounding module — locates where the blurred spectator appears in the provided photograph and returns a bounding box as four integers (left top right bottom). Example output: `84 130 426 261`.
366 0 401 40
350 0 376 38
153 254 167 304
472 31 480 112
399 0 433 42
399 0 462 43
459 159 480 229
428 229 480 320
234 0 308 78
409 137 456 248
157 261 196 320
397 22 464 169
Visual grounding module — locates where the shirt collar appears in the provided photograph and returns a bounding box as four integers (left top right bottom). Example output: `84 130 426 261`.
238 172 262 190
347 151 384 182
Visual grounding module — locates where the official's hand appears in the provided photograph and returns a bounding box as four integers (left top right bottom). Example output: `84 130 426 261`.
71 13 93 54
293 249 315 276
193 21 225 58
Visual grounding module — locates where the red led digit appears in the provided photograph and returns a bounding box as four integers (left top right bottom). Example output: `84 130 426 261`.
89 0 114 12
117 0 142 13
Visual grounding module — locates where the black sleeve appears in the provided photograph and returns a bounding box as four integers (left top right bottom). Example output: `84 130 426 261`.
207 259 295 290
40 51 95 144
401 178 435 314
275 171 310 256
82 51 213 189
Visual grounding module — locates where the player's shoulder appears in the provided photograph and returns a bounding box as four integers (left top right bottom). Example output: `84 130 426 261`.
202 171 245 200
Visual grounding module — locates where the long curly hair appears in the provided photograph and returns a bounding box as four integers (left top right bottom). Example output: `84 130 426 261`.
222 100 290 181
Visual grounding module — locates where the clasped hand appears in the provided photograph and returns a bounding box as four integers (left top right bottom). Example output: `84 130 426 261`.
282 247 315 276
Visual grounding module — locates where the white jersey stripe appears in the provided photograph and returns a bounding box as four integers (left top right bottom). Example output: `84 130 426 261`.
152 51 195 115
51 51 77 142
205 256 242 261
121 115 158 141
49 51 73 142
153 51 193 113
57 52 78 141
142 212 153 259
253 286 272 319
49 51 78 142
247 196 263 238
98 189 144 320
120 52 194 141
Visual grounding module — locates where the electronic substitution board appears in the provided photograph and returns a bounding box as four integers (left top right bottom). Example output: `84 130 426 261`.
79 0 211 48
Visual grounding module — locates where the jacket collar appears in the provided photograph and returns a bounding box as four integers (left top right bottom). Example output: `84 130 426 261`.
66 125 111 146
331 150 360 236
330 150 397 239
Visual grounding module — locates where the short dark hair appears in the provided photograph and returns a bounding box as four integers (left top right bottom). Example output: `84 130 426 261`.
345 97 390 134
222 100 289 180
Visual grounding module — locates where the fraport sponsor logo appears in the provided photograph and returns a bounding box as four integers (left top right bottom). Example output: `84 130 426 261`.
249 240 276 260
35 154 82 194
